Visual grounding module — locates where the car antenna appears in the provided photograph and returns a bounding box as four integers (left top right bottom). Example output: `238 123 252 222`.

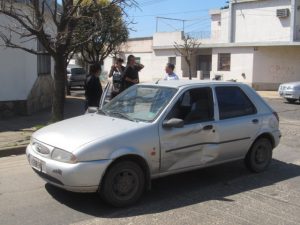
155 79 161 84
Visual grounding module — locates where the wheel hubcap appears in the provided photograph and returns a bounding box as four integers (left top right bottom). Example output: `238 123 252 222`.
112 170 138 198
255 145 268 164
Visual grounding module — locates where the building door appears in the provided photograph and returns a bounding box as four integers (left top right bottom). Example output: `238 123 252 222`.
197 55 212 80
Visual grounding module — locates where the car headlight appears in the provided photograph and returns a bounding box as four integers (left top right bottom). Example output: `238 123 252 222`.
51 148 77 164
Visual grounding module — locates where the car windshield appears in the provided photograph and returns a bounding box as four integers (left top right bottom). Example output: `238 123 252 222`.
101 85 178 122
71 68 85 75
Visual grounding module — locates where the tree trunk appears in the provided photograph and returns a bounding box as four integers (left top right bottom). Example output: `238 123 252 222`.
51 55 67 122
187 61 192 80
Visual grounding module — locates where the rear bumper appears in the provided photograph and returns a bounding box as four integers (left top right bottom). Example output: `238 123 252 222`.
26 145 112 193
68 80 85 87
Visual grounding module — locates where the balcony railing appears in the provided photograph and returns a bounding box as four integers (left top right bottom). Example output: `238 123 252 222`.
186 30 221 41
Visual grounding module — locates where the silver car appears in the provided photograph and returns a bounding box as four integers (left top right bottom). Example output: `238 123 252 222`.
66 65 87 95
26 81 281 207
278 81 300 103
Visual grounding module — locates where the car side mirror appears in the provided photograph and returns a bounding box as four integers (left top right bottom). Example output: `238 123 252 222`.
85 107 98 114
163 118 184 128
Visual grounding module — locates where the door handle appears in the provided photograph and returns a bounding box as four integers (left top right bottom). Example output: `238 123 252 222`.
252 119 259 124
203 125 213 130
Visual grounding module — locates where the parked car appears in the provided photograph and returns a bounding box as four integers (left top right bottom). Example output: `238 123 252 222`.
26 81 281 207
278 81 300 103
67 65 87 94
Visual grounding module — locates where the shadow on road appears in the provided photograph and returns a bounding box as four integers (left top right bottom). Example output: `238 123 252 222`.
45 159 300 218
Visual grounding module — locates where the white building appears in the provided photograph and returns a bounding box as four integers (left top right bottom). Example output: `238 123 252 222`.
104 0 300 90
0 2 54 118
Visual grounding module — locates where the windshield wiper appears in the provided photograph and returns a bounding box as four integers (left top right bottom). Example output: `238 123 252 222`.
108 111 137 122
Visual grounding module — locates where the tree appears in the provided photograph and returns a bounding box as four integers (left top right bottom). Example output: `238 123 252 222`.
174 35 201 80
0 0 132 122
76 0 129 64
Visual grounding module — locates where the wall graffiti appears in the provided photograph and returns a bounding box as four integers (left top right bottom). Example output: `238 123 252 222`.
269 65 296 82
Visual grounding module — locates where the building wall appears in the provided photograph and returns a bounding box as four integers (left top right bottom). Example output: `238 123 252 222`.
152 49 181 80
252 46 300 90
153 31 183 47
232 0 292 42
210 10 230 43
0 46 38 102
211 47 254 84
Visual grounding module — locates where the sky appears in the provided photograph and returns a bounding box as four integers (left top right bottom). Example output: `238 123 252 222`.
57 0 227 38
126 0 227 38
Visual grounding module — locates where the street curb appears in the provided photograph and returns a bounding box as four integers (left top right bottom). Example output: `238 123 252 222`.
0 145 27 158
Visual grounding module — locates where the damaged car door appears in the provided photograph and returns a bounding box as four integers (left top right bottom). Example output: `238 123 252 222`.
159 87 218 172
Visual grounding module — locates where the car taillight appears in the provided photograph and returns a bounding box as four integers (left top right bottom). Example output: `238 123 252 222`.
273 112 279 122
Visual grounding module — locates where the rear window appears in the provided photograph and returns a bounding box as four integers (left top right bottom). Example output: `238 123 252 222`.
71 68 86 75
216 86 257 120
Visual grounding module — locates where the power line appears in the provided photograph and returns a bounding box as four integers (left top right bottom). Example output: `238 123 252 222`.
129 8 210 18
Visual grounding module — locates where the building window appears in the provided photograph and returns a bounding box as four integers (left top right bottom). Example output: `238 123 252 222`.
135 57 141 64
37 41 51 75
168 57 176 65
218 53 231 71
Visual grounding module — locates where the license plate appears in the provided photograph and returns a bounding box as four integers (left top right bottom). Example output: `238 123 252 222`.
30 156 45 172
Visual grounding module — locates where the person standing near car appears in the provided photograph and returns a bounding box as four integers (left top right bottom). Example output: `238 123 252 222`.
84 63 102 109
123 55 144 90
164 63 179 81
109 58 125 98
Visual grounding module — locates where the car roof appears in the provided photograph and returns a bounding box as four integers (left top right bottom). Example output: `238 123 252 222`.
140 80 243 88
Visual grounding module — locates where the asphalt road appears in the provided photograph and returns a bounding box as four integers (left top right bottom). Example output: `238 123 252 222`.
1 97 300 225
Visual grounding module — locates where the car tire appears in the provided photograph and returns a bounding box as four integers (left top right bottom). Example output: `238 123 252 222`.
100 161 145 207
245 138 273 173
286 98 297 103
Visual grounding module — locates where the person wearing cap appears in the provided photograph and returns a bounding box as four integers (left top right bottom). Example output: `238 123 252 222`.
164 63 179 81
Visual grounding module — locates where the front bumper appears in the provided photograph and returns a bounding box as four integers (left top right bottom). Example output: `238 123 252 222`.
26 145 112 193
278 90 300 99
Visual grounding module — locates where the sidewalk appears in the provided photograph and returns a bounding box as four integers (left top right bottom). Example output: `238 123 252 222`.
0 96 85 157
257 91 280 99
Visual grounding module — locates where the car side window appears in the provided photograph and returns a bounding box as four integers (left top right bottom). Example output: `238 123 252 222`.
166 87 214 124
215 86 257 120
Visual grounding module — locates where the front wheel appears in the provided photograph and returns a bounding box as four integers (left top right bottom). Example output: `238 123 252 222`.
100 161 145 207
245 138 273 173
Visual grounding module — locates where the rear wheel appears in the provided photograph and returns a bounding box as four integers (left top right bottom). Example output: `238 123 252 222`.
100 161 145 207
245 138 273 173
286 98 297 103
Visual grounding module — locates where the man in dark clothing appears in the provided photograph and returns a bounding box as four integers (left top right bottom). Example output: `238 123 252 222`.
84 63 102 109
123 55 144 90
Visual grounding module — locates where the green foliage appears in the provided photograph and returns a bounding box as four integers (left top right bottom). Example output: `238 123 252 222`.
74 0 129 64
